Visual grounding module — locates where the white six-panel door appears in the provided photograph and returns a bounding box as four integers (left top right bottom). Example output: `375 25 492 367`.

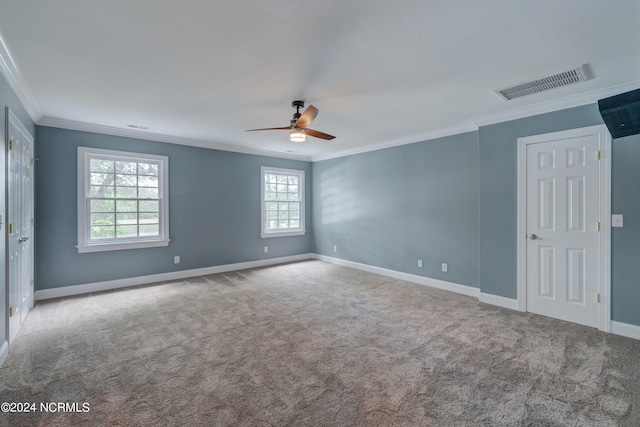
7 109 34 343
518 125 611 330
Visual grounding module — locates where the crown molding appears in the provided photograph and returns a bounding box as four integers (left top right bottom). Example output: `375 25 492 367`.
311 121 479 162
0 31 41 121
37 117 312 161
472 80 640 127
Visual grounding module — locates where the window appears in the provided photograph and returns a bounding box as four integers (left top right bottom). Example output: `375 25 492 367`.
77 147 169 253
261 167 305 238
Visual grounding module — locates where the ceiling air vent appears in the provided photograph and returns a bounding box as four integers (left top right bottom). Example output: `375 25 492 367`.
495 65 590 101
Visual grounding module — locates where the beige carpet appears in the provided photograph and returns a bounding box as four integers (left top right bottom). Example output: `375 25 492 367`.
1 260 639 426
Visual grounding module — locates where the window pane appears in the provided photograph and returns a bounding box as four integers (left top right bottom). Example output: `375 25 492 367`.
290 220 300 228
139 212 159 223
266 202 277 210
116 225 137 238
91 226 115 239
90 159 114 173
265 174 276 183
138 176 158 187
138 163 158 176
287 192 299 201
116 174 137 186
116 187 137 198
288 176 298 185
139 188 158 199
277 184 288 193
140 224 159 236
116 161 137 174
91 213 115 226
90 185 115 198
276 193 288 201
116 200 137 212
268 220 278 229
266 211 278 220
277 175 288 184
90 173 114 185
139 200 159 212
278 202 289 211
265 192 276 201
289 202 299 211
116 213 137 225
91 200 115 213
279 211 289 220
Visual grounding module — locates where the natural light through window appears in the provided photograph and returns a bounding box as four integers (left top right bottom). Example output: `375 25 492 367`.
77 147 169 252
261 167 305 238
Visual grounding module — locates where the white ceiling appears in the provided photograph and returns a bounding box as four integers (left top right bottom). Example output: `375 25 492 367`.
1 0 639 161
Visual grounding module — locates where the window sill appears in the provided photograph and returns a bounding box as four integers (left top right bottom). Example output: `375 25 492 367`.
77 239 170 253
261 230 306 239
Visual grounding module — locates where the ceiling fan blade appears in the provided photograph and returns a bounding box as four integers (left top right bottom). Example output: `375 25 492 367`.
305 128 336 140
295 105 319 128
245 127 291 132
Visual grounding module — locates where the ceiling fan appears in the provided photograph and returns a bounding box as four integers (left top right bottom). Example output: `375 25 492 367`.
246 100 335 142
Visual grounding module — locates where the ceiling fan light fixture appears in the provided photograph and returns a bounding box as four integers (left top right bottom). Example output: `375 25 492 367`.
290 128 306 142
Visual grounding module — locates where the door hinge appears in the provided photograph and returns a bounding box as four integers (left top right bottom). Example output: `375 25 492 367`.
9 223 12 234
9 306 13 317
595 150 601 160
30 278 34 286
9 139 12 150
595 293 601 303
30 157 34 166
30 218 34 227
596 221 601 231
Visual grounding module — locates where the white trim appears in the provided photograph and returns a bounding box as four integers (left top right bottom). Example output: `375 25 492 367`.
0 31 41 121
473 80 640 127
479 292 519 310
35 253 315 301
77 147 170 252
0 341 8 366
611 321 640 341
313 254 480 299
516 125 612 331
261 166 305 237
311 122 478 162
261 230 306 238
38 117 312 161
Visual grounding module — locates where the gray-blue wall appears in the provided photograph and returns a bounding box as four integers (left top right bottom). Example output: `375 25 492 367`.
611 133 640 326
312 131 480 287
1 72 36 351
35 126 312 289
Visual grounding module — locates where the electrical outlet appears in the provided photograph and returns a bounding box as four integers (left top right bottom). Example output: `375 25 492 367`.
441 263 448 273
264 246 269 253
333 245 338 252
174 256 180 264
418 259 423 268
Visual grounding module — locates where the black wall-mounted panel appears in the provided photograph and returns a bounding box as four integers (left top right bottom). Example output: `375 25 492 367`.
598 88 640 139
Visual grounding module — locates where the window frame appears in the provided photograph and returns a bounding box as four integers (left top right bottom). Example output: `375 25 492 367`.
260 166 306 238
77 147 170 253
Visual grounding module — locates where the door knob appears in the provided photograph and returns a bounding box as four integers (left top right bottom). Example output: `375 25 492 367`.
529 234 538 240
18 236 29 243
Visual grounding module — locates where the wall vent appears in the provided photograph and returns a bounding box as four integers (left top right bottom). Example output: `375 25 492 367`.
495 65 590 101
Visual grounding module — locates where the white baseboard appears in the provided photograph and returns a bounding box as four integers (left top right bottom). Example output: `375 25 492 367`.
611 321 640 341
35 253 315 301
0 340 8 366
479 292 519 310
313 254 480 299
